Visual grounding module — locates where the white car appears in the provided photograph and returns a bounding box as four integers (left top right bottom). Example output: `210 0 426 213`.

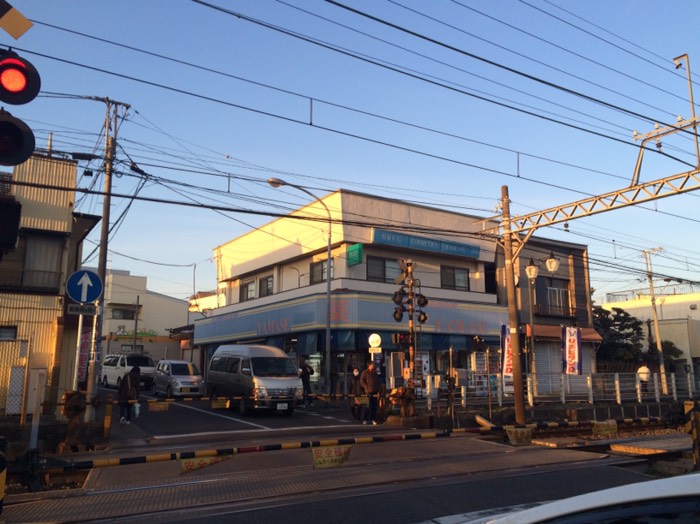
424 472 700 524
101 354 156 390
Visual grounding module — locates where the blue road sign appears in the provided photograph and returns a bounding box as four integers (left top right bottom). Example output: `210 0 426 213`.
66 270 103 304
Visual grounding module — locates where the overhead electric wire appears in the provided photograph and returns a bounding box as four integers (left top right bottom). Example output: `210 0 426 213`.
387 0 680 119
448 0 690 105
531 0 700 84
323 0 694 135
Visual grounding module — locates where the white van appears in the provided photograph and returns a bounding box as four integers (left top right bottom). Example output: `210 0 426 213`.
205 344 303 415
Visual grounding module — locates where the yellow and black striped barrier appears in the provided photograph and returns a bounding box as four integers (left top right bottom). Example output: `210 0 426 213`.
45 427 464 475
40 414 671 477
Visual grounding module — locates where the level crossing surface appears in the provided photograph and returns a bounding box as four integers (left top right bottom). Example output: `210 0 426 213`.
6 425 648 523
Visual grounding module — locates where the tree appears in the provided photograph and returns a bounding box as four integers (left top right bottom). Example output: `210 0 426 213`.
593 306 645 362
647 338 683 372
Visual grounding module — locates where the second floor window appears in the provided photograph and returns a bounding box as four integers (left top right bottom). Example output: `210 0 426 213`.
259 275 273 297
541 277 571 316
367 256 402 283
310 258 333 284
240 280 256 302
112 308 136 320
441 266 469 291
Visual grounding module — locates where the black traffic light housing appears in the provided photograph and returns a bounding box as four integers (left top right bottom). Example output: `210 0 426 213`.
0 108 34 166
0 50 39 166
0 51 40 105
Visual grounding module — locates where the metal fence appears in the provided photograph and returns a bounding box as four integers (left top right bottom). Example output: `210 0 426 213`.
429 371 697 408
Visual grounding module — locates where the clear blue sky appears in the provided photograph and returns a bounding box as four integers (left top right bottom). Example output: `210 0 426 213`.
5 0 700 304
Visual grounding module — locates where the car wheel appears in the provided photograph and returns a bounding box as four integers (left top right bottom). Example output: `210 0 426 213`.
238 398 248 416
116 377 121 390
151 382 158 397
166 386 173 399
102 375 109 388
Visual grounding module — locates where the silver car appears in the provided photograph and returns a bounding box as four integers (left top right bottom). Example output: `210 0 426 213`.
152 360 203 398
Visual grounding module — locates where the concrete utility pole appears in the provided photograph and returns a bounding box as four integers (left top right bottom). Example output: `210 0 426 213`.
85 98 130 422
501 186 527 425
643 248 668 394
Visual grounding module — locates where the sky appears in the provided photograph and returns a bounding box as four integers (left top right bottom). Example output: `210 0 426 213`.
4 0 700 305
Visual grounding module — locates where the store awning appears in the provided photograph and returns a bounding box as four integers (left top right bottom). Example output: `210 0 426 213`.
527 324 602 342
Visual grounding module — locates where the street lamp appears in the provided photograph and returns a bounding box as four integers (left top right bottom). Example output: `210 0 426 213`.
525 253 559 396
268 178 333 396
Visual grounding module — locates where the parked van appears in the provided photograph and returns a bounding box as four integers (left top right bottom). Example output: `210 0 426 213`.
205 344 303 415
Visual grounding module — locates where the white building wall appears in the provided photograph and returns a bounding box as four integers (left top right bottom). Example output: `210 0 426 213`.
602 293 700 363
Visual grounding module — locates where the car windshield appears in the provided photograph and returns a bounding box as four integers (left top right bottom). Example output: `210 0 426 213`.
250 357 297 377
126 356 154 367
171 363 199 376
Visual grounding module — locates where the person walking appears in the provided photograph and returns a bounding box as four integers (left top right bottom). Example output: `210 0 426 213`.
360 362 381 425
118 366 140 425
348 367 364 421
299 360 314 406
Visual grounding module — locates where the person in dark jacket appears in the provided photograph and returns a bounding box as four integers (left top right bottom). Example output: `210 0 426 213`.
348 367 364 421
117 366 140 425
299 360 314 405
360 362 381 425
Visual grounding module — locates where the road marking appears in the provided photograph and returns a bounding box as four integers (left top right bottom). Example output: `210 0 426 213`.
152 423 355 440
142 394 270 429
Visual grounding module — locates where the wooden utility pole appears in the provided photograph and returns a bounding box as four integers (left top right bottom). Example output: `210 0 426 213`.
85 98 130 422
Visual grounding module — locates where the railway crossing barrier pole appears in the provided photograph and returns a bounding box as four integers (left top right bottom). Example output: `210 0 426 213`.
684 401 700 470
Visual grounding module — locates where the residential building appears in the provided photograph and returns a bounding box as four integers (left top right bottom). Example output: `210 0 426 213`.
193 190 599 398
99 269 190 364
0 154 99 416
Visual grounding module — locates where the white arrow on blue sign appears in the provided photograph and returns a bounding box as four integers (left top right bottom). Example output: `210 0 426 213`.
66 270 103 304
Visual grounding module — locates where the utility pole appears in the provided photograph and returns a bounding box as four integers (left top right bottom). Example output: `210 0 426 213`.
643 248 668 394
501 186 527 425
132 295 140 353
85 98 130 422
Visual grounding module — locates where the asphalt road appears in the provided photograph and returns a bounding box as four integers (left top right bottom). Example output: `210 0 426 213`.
7 388 662 523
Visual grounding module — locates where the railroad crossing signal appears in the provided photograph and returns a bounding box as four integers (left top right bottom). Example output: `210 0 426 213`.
0 48 40 165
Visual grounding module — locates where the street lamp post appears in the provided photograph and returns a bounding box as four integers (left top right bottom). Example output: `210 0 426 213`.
268 178 333 396
525 253 559 398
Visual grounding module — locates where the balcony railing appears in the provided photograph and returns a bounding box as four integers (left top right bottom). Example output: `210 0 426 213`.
535 303 576 317
0 269 61 293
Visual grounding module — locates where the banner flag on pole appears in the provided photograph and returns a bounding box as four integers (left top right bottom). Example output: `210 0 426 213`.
501 324 514 392
561 326 582 375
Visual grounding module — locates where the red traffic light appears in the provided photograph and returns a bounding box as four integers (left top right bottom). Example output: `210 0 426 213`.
0 51 40 105
0 109 35 165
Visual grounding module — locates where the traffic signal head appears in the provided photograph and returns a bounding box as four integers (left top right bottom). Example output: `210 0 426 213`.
0 108 34 166
0 50 40 105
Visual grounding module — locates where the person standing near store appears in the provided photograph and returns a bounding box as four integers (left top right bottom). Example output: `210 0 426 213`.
299 360 314 406
348 367 364 421
360 361 381 425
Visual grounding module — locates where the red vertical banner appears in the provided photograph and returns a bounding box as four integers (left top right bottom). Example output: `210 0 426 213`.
561 326 582 375
78 329 91 383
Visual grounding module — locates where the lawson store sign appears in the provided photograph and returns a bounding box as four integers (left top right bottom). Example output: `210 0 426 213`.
194 293 506 345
